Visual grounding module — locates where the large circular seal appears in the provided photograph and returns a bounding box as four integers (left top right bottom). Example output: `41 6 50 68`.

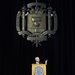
34 66 44 75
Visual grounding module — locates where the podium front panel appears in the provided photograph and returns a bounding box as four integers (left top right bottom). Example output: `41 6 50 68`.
32 64 46 75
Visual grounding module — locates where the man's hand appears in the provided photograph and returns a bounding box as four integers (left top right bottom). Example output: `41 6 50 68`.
45 59 48 65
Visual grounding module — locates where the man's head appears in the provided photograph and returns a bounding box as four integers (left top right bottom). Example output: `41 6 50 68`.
35 57 40 62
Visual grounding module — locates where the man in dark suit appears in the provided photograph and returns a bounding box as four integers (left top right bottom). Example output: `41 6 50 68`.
35 57 48 65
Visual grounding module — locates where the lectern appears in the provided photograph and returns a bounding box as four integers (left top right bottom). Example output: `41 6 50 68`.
32 64 46 75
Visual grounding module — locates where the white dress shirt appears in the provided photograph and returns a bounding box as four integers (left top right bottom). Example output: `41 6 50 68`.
36 62 40 64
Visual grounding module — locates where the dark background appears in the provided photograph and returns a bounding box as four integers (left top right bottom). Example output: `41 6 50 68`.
0 0 75 75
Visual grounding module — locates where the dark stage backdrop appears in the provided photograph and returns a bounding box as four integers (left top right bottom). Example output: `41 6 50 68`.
0 0 75 75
